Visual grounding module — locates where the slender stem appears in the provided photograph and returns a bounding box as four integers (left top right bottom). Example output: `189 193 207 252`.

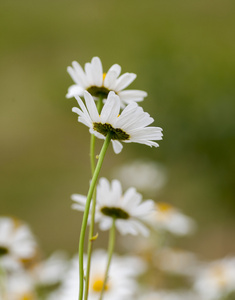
99 218 116 300
78 132 111 300
90 134 96 175
84 96 104 300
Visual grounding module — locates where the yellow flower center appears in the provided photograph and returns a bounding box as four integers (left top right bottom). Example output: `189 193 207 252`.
211 264 227 287
21 293 34 300
92 277 109 292
158 202 173 213
102 73 106 82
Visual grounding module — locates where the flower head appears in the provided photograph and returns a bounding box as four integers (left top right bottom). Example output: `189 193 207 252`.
72 177 155 237
154 247 198 276
137 290 202 300
5 271 36 300
147 202 196 236
72 91 163 154
193 257 235 300
66 56 147 108
112 160 167 196
0 217 37 270
58 250 145 300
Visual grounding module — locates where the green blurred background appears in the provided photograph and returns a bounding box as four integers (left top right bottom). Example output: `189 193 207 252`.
0 0 234 258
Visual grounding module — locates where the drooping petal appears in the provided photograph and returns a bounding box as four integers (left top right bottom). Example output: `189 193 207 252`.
111 140 123 154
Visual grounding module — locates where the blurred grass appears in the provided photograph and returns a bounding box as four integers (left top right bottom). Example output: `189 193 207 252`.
0 0 235 256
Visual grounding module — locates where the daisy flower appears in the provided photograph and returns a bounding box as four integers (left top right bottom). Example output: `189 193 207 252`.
112 159 167 196
4 270 36 300
0 217 37 270
72 177 155 237
193 257 235 300
32 251 69 295
66 56 147 108
154 247 198 276
137 290 203 300
58 249 145 300
72 91 163 154
148 202 196 236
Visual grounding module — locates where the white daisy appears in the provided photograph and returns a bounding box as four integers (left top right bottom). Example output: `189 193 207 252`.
72 91 163 154
66 56 147 108
58 249 144 300
154 247 198 276
4 270 36 300
32 251 68 292
148 202 196 236
112 159 167 196
72 177 155 237
193 257 235 300
0 217 37 270
137 290 203 300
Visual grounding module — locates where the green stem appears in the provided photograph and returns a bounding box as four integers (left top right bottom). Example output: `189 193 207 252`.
99 218 116 300
84 96 104 300
78 132 111 300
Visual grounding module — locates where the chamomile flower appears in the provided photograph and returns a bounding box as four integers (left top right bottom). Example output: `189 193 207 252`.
58 250 144 300
137 290 203 300
72 177 155 237
66 56 147 108
0 217 37 270
32 251 68 294
154 247 198 276
148 202 195 236
72 91 163 154
112 160 167 196
193 257 235 300
4 271 36 300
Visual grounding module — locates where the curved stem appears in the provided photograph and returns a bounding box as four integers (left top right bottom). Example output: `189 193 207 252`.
78 132 111 300
84 96 104 300
99 218 116 300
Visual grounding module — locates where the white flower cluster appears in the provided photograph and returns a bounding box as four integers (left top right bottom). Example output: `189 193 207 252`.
2 57 234 300
1 214 235 300
67 56 163 154
0 216 68 300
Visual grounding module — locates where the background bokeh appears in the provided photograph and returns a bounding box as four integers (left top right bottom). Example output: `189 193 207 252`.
1 0 234 259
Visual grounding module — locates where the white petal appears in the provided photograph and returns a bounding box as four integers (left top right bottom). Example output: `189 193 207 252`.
118 90 147 102
111 140 123 154
66 85 84 98
91 56 103 87
99 218 113 231
71 61 89 87
84 91 99 121
100 92 120 123
114 73 136 91
84 62 94 86
104 64 121 89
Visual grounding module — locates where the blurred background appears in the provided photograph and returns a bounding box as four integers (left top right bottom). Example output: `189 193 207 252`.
0 0 234 259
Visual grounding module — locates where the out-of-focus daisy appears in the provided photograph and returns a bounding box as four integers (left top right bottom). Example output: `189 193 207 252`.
193 257 235 299
0 217 37 270
154 247 198 276
72 91 163 154
112 160 167 196
72 177 155 237
32 251 68 297
59 249 145 300
137 290 203 300
4 271 36 300
148 202 195 236
66 56 147 108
